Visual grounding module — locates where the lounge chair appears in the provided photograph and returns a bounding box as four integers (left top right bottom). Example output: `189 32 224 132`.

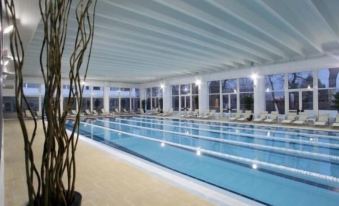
253 112 268 122
314 114 329 126
161 108 173 117
92 110 98 115
331 114 339 128
229 113 241 121
84 109 92 115
264 111 278 123
114 108 122 115
293 114 308 125
281 113 297 124
238 111 252 121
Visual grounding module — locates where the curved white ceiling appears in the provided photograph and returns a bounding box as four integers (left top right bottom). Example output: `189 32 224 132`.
22 0 339 83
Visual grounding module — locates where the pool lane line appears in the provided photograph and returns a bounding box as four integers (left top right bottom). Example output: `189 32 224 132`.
112 117 339 150
134 116 339 140
95 119 339 164
74 121 339 191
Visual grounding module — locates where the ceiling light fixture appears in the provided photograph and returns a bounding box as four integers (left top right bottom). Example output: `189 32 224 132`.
195 79 201 86
160 83 165 89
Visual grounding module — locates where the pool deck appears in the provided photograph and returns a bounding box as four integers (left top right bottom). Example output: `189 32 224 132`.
3 120 214 206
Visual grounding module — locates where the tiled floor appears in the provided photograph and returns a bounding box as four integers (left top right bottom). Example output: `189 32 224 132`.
4 120 211 206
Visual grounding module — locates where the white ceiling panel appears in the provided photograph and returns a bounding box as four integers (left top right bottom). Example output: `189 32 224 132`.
14 0 339 83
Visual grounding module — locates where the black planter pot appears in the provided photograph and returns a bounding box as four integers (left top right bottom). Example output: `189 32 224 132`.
26 191 82 206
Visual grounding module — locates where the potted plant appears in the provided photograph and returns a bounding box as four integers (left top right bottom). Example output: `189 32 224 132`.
5 0 97 205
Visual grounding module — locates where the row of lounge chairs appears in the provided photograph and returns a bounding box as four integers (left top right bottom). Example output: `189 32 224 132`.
230 111 339 128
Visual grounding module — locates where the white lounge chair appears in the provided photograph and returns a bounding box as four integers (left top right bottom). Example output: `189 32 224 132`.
331 114 339 128
281 113 297 124
229 113 241 121
292 114 308 125
84 109 92 115
264 111 278 123
314 114 329 126
253 112 268 122
238 111 252 121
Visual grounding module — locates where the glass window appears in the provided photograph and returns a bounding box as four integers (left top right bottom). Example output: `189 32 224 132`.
265 91 285 114
23 97 39 112
239 78 253 92
23 83 41 96
181 96 190 111
121 98 130 111
109 87 120 97
302 91 313 110
288 71 313 89
180 84 190 95
93 98 103 111
265 74 284 91
192 83 199 95
83 86 91 97
223 94 237 113
172 96 179 111
120 88 130 98
131 98 140 112
318 89 337 110
130 88 140 98
240 93 254 111
3 96 16 113
80 97 91 112
318 68 339 89
289 92 299 111
109 98 119 112
172 85 179 95
222 79 237 93
92 86 103 97
146 88 151 98
208 81 220 94
192 95 199 111
209 94 220 112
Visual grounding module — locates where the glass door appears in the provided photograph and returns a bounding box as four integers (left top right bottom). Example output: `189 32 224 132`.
288 91 299 111
222 93 237 113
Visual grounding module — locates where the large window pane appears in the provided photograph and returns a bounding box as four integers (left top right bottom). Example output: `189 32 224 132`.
3 96 16 113
239 78 253 92
192 83 199 95
209 94 220 112
80 98 91 112
181 96 190 111
120 88 130 98
109 87 120 97
180 84 190 95
192 95 199 110
93 98 103 111
265 91 285 114
289 92 299 111
109 98 119 112
23 83 41 96
92 86 103 97
22 97 39 112
240 93 253 111
265 74 284 91
222 79 237 93
318 89 336 110
131 98 140 112
131 88 140 98
208 81 220 94
302 91 313 110
288 71 313 89
121 98 130 111
172 96 179 111
318 68 339 89
172 85 179 95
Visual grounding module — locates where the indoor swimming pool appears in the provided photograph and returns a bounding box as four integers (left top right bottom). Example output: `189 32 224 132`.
66 116 339 206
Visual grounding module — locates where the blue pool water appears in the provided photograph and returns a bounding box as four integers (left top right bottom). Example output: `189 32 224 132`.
66 116 339 206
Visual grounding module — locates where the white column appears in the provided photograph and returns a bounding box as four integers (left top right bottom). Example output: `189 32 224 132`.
313 70 318 115
284 73 289 114
104 85 110 113
90 86 93 112
199 79 209 113
254 75 265 115
162 83 172 112
236 79 240 112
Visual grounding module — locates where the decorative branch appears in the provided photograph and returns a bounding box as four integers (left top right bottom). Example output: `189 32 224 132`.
5 0 97 205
